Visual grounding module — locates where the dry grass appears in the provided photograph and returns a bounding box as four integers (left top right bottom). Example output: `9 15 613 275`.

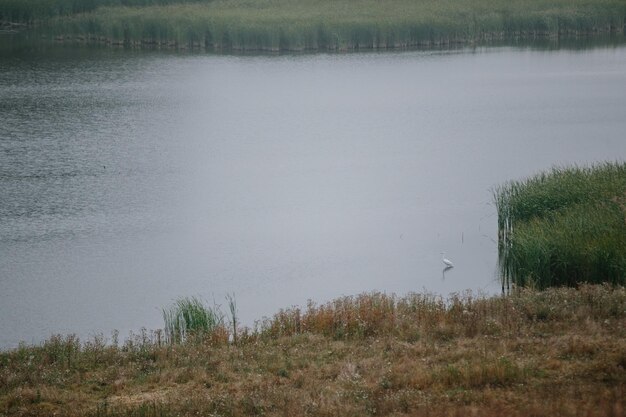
1 285 625 416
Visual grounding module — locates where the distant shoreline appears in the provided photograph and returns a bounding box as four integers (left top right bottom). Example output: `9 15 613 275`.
4 28 626 53
1 0 625 52
15 29 626 52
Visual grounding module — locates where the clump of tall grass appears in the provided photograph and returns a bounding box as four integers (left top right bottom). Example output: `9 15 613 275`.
494 162 626 290
162 296 224 343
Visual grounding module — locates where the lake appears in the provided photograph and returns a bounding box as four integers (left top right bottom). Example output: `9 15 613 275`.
1 43 626 348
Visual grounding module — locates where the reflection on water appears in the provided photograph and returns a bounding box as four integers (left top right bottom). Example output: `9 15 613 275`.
1 44 626 348
1 31 625 54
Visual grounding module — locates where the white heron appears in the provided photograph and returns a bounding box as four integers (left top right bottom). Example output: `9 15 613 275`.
441 252 454 268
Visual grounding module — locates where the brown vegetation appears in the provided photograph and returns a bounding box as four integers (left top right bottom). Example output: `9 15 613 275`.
1 285 625 416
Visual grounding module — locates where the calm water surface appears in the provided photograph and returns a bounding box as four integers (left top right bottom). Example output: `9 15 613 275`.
1 45 626 348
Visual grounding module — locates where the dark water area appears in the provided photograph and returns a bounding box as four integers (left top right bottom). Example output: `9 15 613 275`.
1 30 626 55
1 42 626 348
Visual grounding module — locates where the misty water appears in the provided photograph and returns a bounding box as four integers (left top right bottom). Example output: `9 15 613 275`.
1 44 626 348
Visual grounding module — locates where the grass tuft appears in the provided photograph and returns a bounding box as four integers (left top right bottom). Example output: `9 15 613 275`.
162 296 224 344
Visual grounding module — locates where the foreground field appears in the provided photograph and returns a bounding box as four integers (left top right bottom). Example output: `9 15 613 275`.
1 285 625 416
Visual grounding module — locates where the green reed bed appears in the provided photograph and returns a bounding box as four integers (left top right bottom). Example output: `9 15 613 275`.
494 162 626 290
7 0 626 50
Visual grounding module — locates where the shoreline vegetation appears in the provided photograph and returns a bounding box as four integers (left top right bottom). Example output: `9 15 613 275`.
494 162 626 291
1 0 626 51
0 164 623 416
1 286 625 416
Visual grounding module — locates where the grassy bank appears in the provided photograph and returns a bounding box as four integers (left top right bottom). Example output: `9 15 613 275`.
2 0 626 50
1 286 625 416
494 162 626 291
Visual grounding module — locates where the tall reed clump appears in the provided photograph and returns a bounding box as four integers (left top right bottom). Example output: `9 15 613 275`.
494 162 626 290
162 296 224 344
